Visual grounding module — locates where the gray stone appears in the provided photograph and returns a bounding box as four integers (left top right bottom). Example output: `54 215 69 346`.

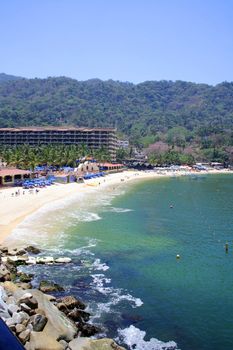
59 339 69 349
7 255 28 265
0 264 10 277
36 256 54 264
55 257 72 264
26 257 37 265
27 323 33 332
0 246 8 254
18 311 30 323
0 291 11 319
20 302 33 313
8 303 20 315
0 285 8 301
25 246 41 254
12 311 24 324
6 295 16 304
18 293 38 309
31 314 48 332
0 310 11 319
6 317 15 327
18 329 31 344
15 249 27 256
16 323 26 334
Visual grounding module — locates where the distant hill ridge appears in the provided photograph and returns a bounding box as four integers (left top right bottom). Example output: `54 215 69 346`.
0 74 233 145
0 73 23 83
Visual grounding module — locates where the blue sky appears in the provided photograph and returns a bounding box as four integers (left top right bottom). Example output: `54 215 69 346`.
1 0 233 85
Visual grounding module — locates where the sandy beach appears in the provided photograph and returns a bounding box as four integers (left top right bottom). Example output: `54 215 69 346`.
0 168 232 245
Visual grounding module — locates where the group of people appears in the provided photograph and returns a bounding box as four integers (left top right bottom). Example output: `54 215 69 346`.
11 188 40 197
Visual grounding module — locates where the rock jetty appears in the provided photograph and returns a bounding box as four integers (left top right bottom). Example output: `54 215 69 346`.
0 245 125 350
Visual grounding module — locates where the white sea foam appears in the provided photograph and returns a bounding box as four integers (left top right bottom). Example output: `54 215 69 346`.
93 258 110 271
90 271 143 309
107 207 133 213
110 293 143 307
117 325 179 350
68 211 101 222
91 274 112 295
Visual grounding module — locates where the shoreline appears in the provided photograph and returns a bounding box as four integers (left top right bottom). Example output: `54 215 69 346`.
0 168 232 246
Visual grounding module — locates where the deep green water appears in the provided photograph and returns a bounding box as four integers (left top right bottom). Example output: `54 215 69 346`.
14 174 233 350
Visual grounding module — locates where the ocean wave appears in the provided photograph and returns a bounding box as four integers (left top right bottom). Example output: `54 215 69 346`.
90 273 143 310
90 274 112 295
68 211 101 222
93 258 110 271
110 292 143 308
106 207 133 213
117 325 179 350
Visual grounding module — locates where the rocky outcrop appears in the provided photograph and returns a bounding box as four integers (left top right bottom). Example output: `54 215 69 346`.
39 280 64 293
25 246 41 254
0 245 126 350
0 283 77 348
25 331 64 350
57 295 86 310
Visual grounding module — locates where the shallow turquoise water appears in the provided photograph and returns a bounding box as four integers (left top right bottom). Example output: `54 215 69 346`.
16 174 233 350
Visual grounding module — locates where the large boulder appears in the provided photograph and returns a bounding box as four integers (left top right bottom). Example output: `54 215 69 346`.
7 255 28 266
67 308 90 322
18 272 33 283
0 264 11 281
55 257 72 263
25 246 41 254
18 293 38 309
36 257 54 264
25 331 64 350
77 323 100 337
39 280 64 293
57 295 86 310
18 329 31 344
69 338 126 350
31 314 48 332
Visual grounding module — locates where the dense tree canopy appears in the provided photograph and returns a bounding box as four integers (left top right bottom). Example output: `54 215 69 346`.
0 74 233 163
0 144 111 170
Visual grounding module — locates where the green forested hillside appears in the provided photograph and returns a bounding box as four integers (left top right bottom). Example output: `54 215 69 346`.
0 76 233 163
0 73 23 83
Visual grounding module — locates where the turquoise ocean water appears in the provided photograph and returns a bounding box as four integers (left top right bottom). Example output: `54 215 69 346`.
11 174 233 350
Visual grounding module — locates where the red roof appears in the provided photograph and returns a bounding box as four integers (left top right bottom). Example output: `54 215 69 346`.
101 163 124 167
0 168 31 176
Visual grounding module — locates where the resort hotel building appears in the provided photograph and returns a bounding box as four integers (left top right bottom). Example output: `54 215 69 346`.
0 127 117 159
